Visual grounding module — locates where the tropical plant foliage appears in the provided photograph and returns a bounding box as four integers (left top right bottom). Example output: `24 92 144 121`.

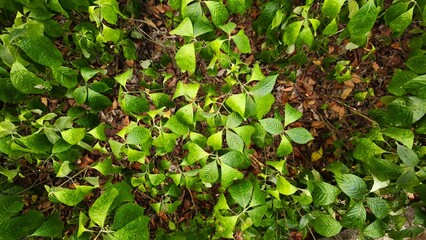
0 0 425 239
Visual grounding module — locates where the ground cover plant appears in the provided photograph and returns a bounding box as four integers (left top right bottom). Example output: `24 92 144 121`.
0 0 425 239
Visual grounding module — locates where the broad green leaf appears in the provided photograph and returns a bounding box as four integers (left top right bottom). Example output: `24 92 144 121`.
164 115 189 136
229 181 252 208
397 144 419 167
200 160 219 183
353 138 386 160
259 118 283 135
271 10 284 29
127 126 150 145
297 27 314 46
89 188 119 228
403 74 426 97
175 43 196 74
245 95 257 118
247 205 267 226
148 174 166 186
216 215 238 239
335 174 368 201
340 201 366 228
169 0 182 10
366 158 402 181
170 17 194 37
88 123 107 141
31 212 63 238
313 214 342 237
207 131 223 151
92 157 115 175
205 1 229 26
61 128 86 145
219 150 251 169
0 77 25 103
348 0 377 38
312 181 340 206
102 24 122 43
363 220 385 239
219 22 236 35
254 94 275 119
233 125 255 146
227 0 245 14
173 81 200 99
322 0 345 18
112 203 145 230
81 67 107 82
10 61 51 94
232 30 251 53
277 135 293 156
226 112 243 128
214 193 230 212
50 186 94 206
266 160 286 174
384 1 410 25
226 130 244 152
283 20 303 45
389 7 413 34
52 66 78 88
87 88 112 111
277 176 297 195
193 19 214 37
388 70 418 96
366 197 389 220
250 75 278 97
122 94 149 114
176 104 194 125
408 55 426 74
370 175 390 192
249 181 266 207
0 121 15 139
153 132 179 155
19 36 63 66
114 69 133 87
55 161 72 178
225 93 246 118
323 18 338 35
111 216 150 240
0 196 24 219
284 103 302 127
285 128 313 144
73 86 88 104
187 142 209 164
221 163 244 188
249 63 265 82
396 168 420 189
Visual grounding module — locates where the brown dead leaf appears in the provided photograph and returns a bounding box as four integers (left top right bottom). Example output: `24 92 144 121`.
341 87 353 99
391 42 402 50
351 73 361 83
372 62 380 71
311 121 325 128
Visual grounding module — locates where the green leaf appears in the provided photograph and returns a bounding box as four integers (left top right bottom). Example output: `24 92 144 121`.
81 67 107 82
0 78 25 103
88 123 107 141
112 203 145 230
277 135 293 157
403 74 426 97
389 7 413 34
122 94 149 114
226 130 244 152
348 0 378 37
55 161 72 178
111 216 150 240
227 0 245 14
229 181 252 208
219 22 236 35
193 19 214 37
176 104 194 125
172 81 200 99
164 115 189 136
51 185 94 206
277 176 297 195
187 142 209 164
250 75 278 97
52 66 78 88
384 1 410 25
232 30 251 53
366 158 402 181
102 24 123 43
321 0 345 18
221 163 244 188
205 1 229 26
363 220 385 239
200 161 219 184
207 131 223 151
87 88 112 111
170 17 194 37
10 61 52 94
323 18 338 35
271 10 284 29
148 174 166 186
233 125 255 146
73 86 87 104
283 20 303 45
370 175 390 192
383 127 414 149
353 138 386 160
313 214 342 237
366 198 389 220
396 168 420 189
219 150 251 169
92 157 115 175
114 69 133 87
397 144 419 167
19 36 63 66
312 181 340 206
0 196 24 219
407 55 426 74
127 126 150 145
31 212 63 238
254 93 275 119
153 132 179 154
226 112 243 128
335 174 368 201
259 118 283 135
225 93 246 118
340 201 366 228
89 188 119 228
247 205 267 226
175 43 196 74
285 128 314 144
284 103 302 127
61 128 86 145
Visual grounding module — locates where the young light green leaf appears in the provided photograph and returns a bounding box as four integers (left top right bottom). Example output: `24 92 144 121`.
31 212 63 238
250 75 278 97
89 188 119 228
176 104 194 125
19 36 63 66
193 19 214 37
284 103 302 127
225 93 246 118
232 30 251 53
340 201 366 228
10 61 52 94
219 22 236 35
173 81 200 99
277 135 293 157
259 118 283 135
200 160 219 184
126 126 150 145
313 214 342 237
285 128 313 144
221 163 244 188
389 7 413 34
114 69 133 87
175 43 196 75
277 176 297 195
254 94 274 119
207 131 223 151
205 1 229 26
170 17 194 37
323 18 338 35
370 175 390 192
335 174 368 201
347 0 378 37
164 115 189 136
55 161 72 178
102 24 122 43
233 125 255 146
52 66 78 88
366 198 389 220
61 128 86 145
283 20 303 45
271 10 284 29
88 123 107 141
321 0 345 19
51 186 94 206
92 157 115 175
229 181 252 208
226 130 244 152
312 181 340 206
219 150 251 169
187 142 209 164
111 216 150 240
226 112 243 128
112 203 145 230
81 67 107 82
